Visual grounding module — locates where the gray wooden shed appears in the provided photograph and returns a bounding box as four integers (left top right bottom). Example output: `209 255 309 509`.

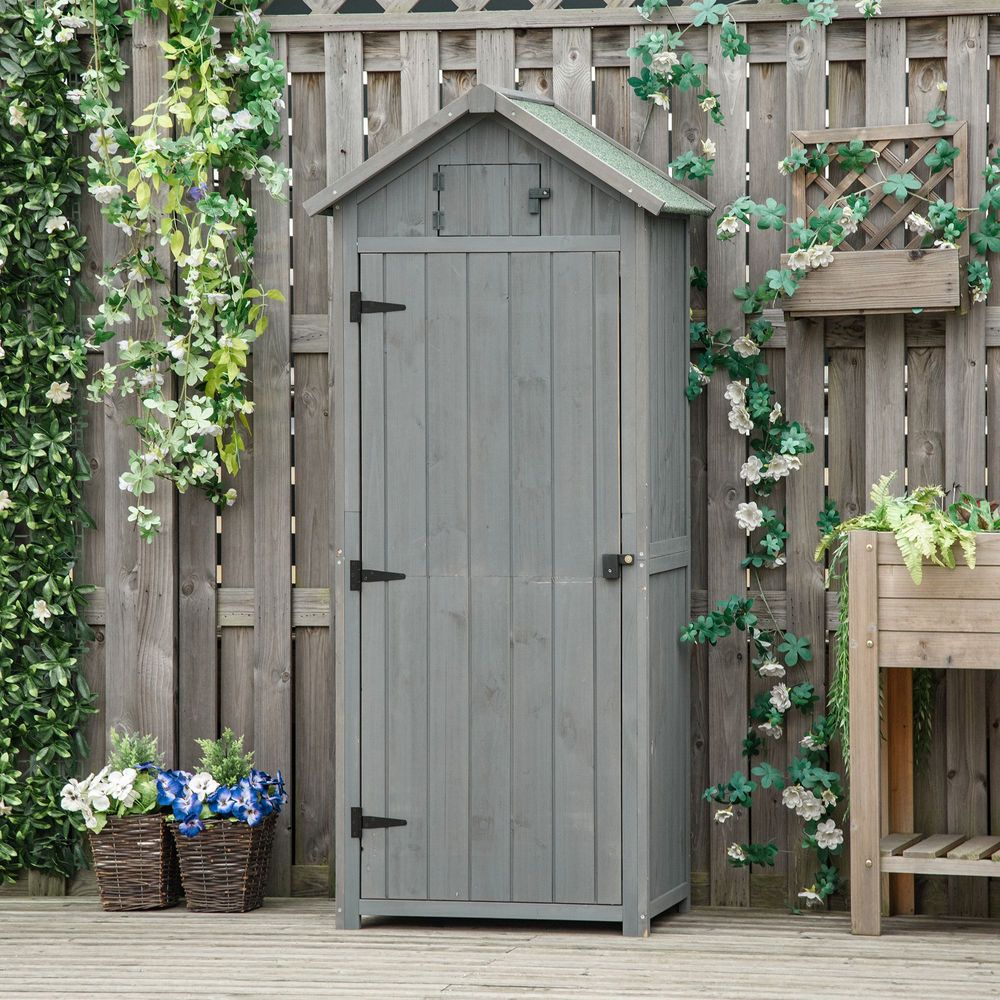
304 85 713 936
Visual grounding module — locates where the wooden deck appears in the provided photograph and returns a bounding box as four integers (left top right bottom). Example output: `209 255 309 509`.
1 900 998 998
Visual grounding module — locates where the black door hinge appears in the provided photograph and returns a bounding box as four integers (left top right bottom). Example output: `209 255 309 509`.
350 291 406 324
350 559 406 591
351 806 407 839
601 552 634 580
528 187 551 214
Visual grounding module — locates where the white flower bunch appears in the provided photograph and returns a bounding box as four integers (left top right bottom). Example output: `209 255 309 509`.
757 661 785 678
727 843 746 862
60 768 112 831
786 242 835 272
815 818 844 850
905 212 934 238
736 501 764 534
781 784 825 821
769 683 791 713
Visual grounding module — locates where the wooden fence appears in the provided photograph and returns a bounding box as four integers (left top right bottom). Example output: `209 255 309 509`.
20 1 1000 910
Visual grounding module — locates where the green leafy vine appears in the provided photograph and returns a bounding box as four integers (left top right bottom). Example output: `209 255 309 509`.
0 0 95 884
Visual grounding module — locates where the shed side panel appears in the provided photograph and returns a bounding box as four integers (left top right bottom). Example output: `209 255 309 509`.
646 215 692 905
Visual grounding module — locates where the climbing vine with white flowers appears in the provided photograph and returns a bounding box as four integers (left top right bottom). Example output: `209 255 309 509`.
631 0 1000 908
81 0 289 541
0 0 95 884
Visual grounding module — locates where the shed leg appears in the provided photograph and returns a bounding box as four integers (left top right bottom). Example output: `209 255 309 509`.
336 901 361 930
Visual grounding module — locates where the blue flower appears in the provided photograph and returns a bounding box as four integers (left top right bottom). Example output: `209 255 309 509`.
241 800 265 827
247 769 271 792
207 785 236 816
187 183 209 204
156 769 189 806
271 769 287 805
177 815 205 837
171 787 203 822
135 761 159 774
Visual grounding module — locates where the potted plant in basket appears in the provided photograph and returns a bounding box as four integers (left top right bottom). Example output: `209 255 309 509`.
157 729 286 913
60 728 179 911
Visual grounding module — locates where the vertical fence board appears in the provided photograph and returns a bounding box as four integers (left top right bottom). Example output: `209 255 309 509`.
400 31 440 132
705 25 748 908
552 28 592 119
292 68 334 878
252 34 293 896
475 29 515 88
784 18 827 905
945 14 989 919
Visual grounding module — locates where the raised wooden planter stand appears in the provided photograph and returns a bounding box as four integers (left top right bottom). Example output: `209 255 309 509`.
781 122 968 318
848 530 1000 935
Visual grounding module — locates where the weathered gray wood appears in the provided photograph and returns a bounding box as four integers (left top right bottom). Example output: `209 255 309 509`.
552 28 592 119
400 31 440 132
251 33 292 896
945 13 989 920
475 29 515 88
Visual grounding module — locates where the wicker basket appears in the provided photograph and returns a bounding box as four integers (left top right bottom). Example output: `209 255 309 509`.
170 814 276 912
89 814 181 911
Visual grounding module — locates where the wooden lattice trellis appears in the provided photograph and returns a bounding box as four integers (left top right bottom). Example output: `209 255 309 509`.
782 121 968 317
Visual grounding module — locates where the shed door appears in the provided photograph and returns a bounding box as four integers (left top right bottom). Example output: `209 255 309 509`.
357 251 622 906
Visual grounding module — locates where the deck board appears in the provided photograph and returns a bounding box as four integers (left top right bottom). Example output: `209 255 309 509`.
1 900 1000 998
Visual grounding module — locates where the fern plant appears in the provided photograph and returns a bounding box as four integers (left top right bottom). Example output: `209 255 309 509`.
194 729 254 787
816 474 977 767
107 728 163 771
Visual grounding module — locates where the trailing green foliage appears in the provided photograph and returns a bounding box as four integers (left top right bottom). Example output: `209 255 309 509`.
195 728 254 788
0 0 95 884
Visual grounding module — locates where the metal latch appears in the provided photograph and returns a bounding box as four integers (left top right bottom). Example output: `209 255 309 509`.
351 806 407 839
350 560 406 591
602 553 634 580
350 291 406 324
528 187 551 214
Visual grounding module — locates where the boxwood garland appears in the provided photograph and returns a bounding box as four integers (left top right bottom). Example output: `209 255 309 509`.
0 1 95 883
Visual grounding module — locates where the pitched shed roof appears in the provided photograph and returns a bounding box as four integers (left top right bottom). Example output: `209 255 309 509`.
303 85 714 219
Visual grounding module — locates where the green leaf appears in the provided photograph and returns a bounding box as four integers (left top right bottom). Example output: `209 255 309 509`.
882 172 921 202
778 633 813 667
690 0 728 26
924 138 959 173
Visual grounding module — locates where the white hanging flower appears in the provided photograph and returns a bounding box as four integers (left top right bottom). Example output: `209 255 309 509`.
31 599 53 623
54 27 75 43
905 212 934 237
716 214 740 239
767 554 786 569
166 336 187 361
189 772 220 797
732 334 759 358
808 243 835 268
800 733 825 751
231 109 256 131
45 381 72 404
66 89 85 104
701 137 717 159
727 843 746 862
740 455 764 485
972 285 988 304
798 886 824 907
89 128 119 156
44 215 69 234
815 819 844 850
59 15 88 29
714 806 734 824
840 204 860 236
0 490 11 512
768 402 782 425
782 785 805 810
736 501 764 534
91 183 122 205
769 682 791 712
937 80 948 93
786 247 812 272
8 100 28 128
651 49 679 73
700 94 718 112
724 381 746 407
934 238 958 250
821 789 838 807
757 661 785 678
758 720 782 740
728 404 753 435
211 104 231 122
796 790 825 821
0 801 10 817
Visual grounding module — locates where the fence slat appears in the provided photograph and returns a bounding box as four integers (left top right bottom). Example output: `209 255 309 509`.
552 28 592 119
705 25 749 908
784 17 827 906
475 29 515 87
944 13 989 919
400 31 440 131
252 34 293 896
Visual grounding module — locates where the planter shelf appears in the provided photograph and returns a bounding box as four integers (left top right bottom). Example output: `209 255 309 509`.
848 531 1000 936
781 122 968 318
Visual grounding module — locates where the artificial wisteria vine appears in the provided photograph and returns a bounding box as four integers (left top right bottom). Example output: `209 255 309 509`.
0 0 95 884
80 0 289 539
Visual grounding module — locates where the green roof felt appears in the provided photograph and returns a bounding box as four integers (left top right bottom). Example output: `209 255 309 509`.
509 99 713 217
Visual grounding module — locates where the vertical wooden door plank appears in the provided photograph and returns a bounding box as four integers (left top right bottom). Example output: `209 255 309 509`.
383 253 429 900
784 18 827 906
510 253 554 902
705 25 748 908
252 33 292 897
475 29 515 89
945 14 989 919
863 16 911 916
292 67 333 877
400 31 440 133
426 253 471 902
467 253 512 901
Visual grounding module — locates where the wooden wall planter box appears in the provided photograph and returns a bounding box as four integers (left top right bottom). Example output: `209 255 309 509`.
781 122 968 319
848 531 1000 936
